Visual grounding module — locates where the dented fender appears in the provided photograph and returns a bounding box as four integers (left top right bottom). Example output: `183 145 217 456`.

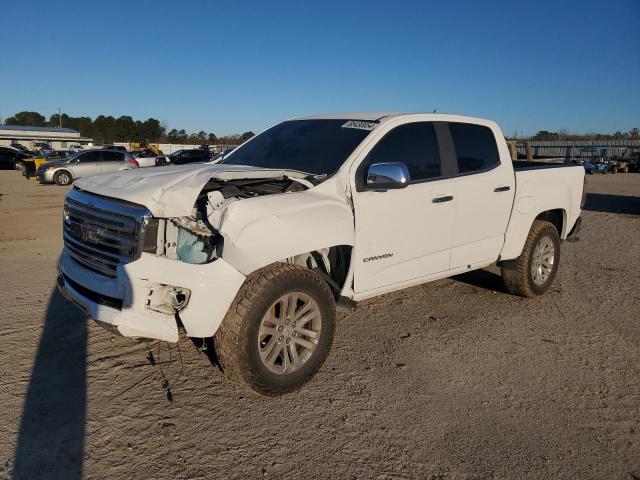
219 180 355 275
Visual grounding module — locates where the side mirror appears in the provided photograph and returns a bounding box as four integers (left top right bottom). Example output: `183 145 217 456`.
366 162 410 189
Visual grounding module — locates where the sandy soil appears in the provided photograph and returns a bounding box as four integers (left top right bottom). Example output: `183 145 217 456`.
0 170 638 480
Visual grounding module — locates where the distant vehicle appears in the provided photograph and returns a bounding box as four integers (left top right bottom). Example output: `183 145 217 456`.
10 142 29 152
69 144 85 153
36 149 137 185
100 145 127 152
209 147 236 164
580 147 614 174
32 142 53 154
163 148 212 165
582 158 609 174
131 149 164 168
0 146 32 170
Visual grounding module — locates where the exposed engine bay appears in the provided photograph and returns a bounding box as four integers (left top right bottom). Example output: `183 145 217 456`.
156 176 313 264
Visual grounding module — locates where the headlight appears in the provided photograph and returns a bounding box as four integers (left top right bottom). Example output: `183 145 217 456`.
141 217 159 253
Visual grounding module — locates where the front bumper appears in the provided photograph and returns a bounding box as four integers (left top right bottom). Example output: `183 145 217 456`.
58 250 246 342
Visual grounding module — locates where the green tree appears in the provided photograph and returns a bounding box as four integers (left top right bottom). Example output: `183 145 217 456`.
5 111 47 126
240 131 255 142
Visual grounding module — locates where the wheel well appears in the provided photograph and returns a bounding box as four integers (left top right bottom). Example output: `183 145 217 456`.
287 245 352 297
535 209 564 236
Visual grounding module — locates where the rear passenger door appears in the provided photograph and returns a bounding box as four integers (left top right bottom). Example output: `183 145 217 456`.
447 122 515 268
101 151 124 172
73 151 103 177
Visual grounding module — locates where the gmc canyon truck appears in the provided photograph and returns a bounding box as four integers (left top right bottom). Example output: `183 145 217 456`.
57 113 585 395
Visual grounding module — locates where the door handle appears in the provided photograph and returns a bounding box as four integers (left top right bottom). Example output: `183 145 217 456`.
432 195 454 203
494 186 511 192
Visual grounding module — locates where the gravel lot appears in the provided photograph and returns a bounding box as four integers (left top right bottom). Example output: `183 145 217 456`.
0 170 638 480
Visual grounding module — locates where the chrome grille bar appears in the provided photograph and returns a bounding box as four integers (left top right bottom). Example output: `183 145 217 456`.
63 188 152 277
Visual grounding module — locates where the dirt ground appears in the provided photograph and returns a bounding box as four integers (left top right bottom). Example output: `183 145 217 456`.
0 170 638 480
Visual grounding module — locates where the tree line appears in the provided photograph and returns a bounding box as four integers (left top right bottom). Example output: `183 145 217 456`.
529 128 639 141
3 111 255 145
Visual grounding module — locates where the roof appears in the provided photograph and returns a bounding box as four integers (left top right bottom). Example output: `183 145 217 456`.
0 125 79 133
292 112 403 121
290 112 491 125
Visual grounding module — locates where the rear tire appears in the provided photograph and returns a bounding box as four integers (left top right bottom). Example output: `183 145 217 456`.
501 220 560 298
53 170 72 186
214 263 336 396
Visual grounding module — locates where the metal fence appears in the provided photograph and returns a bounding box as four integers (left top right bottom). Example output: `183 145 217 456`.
515 140 640 159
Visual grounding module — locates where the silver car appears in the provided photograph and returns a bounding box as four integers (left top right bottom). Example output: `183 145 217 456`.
36 149 137 185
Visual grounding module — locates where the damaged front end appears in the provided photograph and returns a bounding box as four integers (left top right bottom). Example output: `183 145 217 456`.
155 176 312 264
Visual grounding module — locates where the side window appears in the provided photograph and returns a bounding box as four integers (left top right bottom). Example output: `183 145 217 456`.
102 151 122 162
449 123 499 174
363 122 441 182
79 151 102 162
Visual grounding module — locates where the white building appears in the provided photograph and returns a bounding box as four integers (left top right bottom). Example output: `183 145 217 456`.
0 125 93 150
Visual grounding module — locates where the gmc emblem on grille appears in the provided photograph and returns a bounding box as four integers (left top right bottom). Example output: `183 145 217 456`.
81 224 101 244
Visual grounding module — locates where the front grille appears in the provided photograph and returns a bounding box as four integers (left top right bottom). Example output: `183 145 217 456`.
63 189 151 277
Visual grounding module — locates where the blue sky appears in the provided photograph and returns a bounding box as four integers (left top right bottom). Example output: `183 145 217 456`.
2 0 638 136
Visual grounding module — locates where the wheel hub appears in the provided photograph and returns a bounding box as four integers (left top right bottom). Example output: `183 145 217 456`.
257 292 322 375
531 235 555 286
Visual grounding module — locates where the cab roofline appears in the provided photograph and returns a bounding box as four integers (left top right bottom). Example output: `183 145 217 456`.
289 112 492 124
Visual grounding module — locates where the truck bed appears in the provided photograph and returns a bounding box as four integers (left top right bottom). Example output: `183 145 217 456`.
512 160 576 171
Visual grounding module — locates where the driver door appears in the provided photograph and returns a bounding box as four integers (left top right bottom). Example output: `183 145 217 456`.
352 122 456 294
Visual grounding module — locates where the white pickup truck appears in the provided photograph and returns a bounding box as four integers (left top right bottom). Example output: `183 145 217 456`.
57 113 585 395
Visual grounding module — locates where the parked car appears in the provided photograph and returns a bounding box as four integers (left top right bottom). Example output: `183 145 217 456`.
0 146 33 170
209 147 236 164
57 113 585 395
10 142 29 152
582 157 609 174
101 145 127 151
164 148 212 165
131 149 164 168
36 148 137 185
21 151 79 178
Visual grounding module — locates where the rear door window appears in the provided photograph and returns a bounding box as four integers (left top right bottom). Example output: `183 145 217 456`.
449 123 500 174
78 151 102 162
102 151 122 162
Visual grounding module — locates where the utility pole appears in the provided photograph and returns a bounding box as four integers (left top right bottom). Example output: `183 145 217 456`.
58 108 62 128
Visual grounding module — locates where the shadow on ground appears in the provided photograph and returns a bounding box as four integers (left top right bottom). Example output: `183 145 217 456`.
12 288 87 480
583 193 640 215
452 269 507 293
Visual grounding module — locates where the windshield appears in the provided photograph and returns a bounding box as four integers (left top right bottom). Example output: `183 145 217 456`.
223 119 376 176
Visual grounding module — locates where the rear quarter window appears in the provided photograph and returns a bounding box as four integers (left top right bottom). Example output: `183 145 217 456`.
450 123 499 174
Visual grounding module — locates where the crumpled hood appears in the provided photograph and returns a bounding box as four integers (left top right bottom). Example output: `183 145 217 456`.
73 163 309 217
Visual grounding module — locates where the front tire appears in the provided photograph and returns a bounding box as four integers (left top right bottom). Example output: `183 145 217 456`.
53 170 72 186
214 263 336 396
501 220 560 297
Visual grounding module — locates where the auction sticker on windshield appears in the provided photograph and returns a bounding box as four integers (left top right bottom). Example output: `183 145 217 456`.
341 120 378 130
